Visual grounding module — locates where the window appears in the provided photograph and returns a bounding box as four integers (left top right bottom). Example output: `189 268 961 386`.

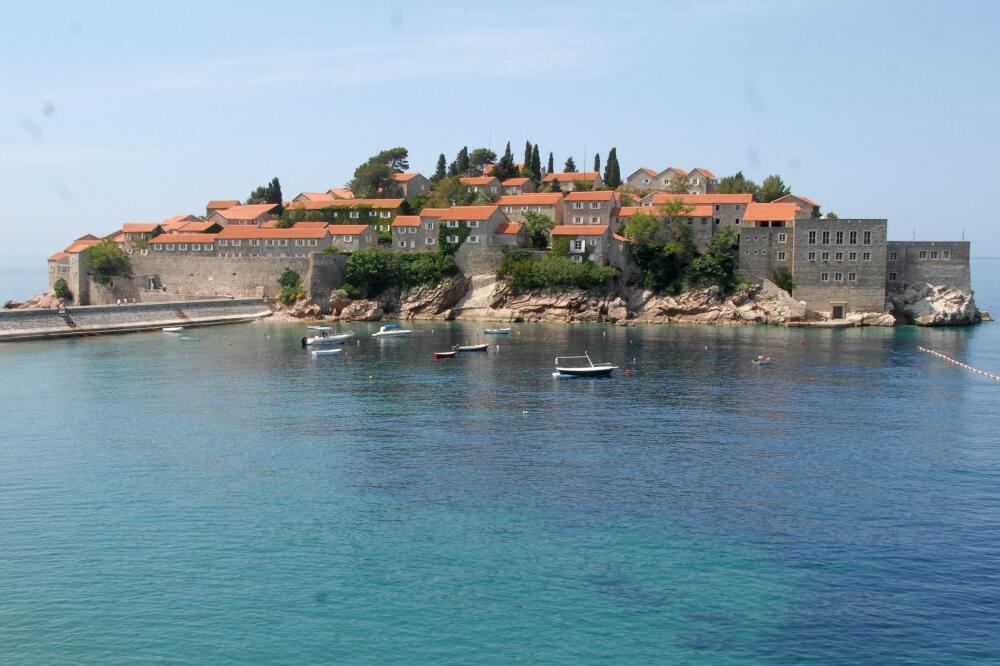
166 244 175 251
714 217 721 225
590 202 601 209
425 238 436 245
343 235 353 242
762 249 768 255
308 239 318 247
919 250 927 259
808 251 816 261
734 218 740 225
848 272 857 282
398 241 407 248
889 272 897 281
942 250 950 259
380 211 391 218
822 231 830 244
446 220 459 228
278 239 288 247
571 240 585 252
573 216 582 224
863 252 871 261
778 233 787 243
192 244 201 251
835 231 844 244
295 239 305 246
231 240 241 247
425 222 435 231
834 272 843 282
349 211 360 219
849 252 857 261
265 240 275 247
408 227 418 234
849 231 858 245
153 245 162 252
218 239 228 246
368 210 376 217
591 217 599 224
930 250 939 259
467 221 480 228
821 251 830 261
468 235 479 244
835 252 844 261
573 202 584 209
48 264 55 272
863 231 872 245
777 251 786 261
820 272 829 282
178 244 187 250
446 235 459 243
715 204 720 211
249 239 259 247
808 231 817 244
889 251 897 261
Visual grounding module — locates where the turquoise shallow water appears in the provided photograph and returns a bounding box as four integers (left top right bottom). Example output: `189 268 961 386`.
2 261 1000 664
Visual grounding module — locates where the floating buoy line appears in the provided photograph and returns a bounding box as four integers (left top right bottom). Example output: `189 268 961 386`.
918 346 1000 381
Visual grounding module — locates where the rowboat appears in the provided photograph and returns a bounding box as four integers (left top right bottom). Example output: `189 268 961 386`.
162 326 183 333
553 352 617 377
301 326 354 347
484 327 511 335
751 355 775 366
372 323 412 338
311 348 343 357
433 351 456 359
453 343 489 352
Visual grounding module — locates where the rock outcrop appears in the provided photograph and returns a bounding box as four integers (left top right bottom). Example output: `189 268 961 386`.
5 293 64 310
888 282 981 326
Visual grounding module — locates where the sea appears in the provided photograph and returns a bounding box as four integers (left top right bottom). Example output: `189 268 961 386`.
1 259 999 665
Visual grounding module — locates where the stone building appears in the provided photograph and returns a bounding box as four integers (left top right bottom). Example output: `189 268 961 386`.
459 176 502 196
206 200 239 216
392 172 431 201
206 203 279 227
551 225 611 264
886 241 971 292
150 226 339 258
641 192 753 230
564 190 618 227
496 193 564 224
773 193 820 219
391 215 430 251
624 166 716 193
501 177 536 195
286 198 404 228
541 171 603 192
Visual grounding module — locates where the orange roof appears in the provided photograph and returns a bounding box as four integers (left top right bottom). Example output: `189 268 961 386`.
615 204 713 218
774 193 818 207
207 199 239 210
689 167 716 179
328 188 355 199
501 177 530 186
495 222 523 235
259 220 329 230
150 233 218 244
216 226 329 240
634 167 657 177
391 215 421 228
63 239 102 254
543 171 600 183
495 193 563 205
176 221 217 233
460 176 498 186
106 231 126 243
612 232 630 243
287 198 403 211
393 172 422 182
122 223 161 233
327 225 371 235
648 192 753 205
551 225 609 236
297 192 336 202
48 251 69 262
743 202 799 222
161 214 200 230
214 203 278 220
565 190 617 202
421 205 500 221
657 166 689 177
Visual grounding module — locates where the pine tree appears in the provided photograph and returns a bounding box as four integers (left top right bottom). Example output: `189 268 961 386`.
564 156 577 173
547 152 554 175
493 142 518 181
456 147 470 176
523 141 532 174
594 153 601 174
530 145 541 183
604 147 622 188
432 154 447 182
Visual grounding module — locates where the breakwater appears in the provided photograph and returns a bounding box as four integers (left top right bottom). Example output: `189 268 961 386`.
0 298 272 342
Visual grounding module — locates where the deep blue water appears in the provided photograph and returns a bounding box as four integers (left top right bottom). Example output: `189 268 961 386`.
2 261 1000 664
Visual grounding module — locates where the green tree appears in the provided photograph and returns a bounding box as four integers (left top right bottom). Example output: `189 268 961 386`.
277 269 304 304
665 175 689 194
547 152 554 175
348 148 410 198
825 211 838 219
622 199 700 292
523 141 533 174
493 142 518 181
521 211 555 249
246 177 283 214
758 174 790 202
685 226 739 289
421 176 476 209
603 147 622 188
468 147 497 176
530 145 541 183
86 240 133 285
432 154 447 183
564 156 577 173
773 265 795 293
716 171 759 197
52 277 72 301
593 153 601 174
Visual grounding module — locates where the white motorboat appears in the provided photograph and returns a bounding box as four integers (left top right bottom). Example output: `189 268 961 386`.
453 343 489 352
301 326 354 347
162 326 184 333
311 348 343 357
372 323 412 338
484 327 512 335
553 352 618 378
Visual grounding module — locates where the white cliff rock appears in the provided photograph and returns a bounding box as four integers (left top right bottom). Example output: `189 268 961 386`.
889 282 981 326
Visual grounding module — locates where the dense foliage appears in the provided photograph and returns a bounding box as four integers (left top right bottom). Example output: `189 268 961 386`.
348 147 408 198
278 269 305 305
603 147 621 188
521 211 555 250
345 248 459 297
52 277 72 301
773 265 795 293
246 177 283 215
563 156 577 173
432 154 447 183
498 248 618 292
86 240 133 285
716 171 792 203
492 142 518 181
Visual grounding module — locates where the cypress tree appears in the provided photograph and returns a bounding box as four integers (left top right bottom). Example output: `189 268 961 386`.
594 153 601 174
604 147 622 188
564 156 577 173
494 142 517 181
456 146 470 176
547 152 554 175
432 154 447 182
530 145 541 183
523 141 532 174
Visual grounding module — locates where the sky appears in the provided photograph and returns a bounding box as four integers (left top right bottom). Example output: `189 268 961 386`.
1 0 999 298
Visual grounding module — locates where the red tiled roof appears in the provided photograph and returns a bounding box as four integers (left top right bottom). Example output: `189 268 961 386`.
63 239 103 254
420 205 500 221
501 177 530 186
565 190 617 202
297 192 336 202
161 214 200 230
543 171 600 183
48 251 69 262
612 232 630 243
328 188 355 199
214 203 278 220
743 202 799 222
150 233 218 244
206 199 239 209
774 193 819 207
122 223 161 233
460 176 499 186
657 166 689 177
495 222 523 235
551 224 609 236
287 198 403 211
648 193 754 205
216 227 329 240
615 204 714 218
689 167 716 179
327 225 371 235
176 221 217 233
634 167 657 177
495 193 563 205
393 172 422 182
391 215 421 228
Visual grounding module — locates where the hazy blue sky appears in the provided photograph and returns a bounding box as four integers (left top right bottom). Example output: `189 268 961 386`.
1 1 998 296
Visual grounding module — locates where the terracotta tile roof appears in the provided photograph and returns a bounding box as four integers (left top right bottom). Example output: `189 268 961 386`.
391 215 421 228
648 192 754 205
161 214 201 231
543 171 600 183
615 204 714 218
287 198 403 211
327 188 355 199
327 225 372 235
214 203 278 220
176 221 217 233
743 202 799 222
656 167 689 177
297 192 336 202
460 176 499 186
774 193 818 207
612 232 630 242
501 177 530 186
63 239 103 254
207 199 239 210
106 231 126 243
216 226 330 240
565 190 617 202
495 193 563 205
150 233 219 244
48 251 69 262
688 167 716 179
259 219 329 229
76 234 100 241
122 223 162 233
495 222 523 235
635 167 657 177
551 224 609 236
420 205 500 221
393 172 422 182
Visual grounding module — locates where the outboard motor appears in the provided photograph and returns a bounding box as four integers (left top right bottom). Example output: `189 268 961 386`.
301 336 308 347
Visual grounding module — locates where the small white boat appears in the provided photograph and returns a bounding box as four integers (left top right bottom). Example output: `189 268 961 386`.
484 327 512 335
454 343 489 352
162 326 184 333
553 352 618 378
372 323 412 338
302 326 354 347
311 348 343 357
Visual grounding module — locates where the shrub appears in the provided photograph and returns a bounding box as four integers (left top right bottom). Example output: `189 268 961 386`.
52 277 72 301
345 248 459 297
86 240 133 285
337 283 360 299
773 265 795 293
498 249 618 292
278 269 301 289
278 269 305 304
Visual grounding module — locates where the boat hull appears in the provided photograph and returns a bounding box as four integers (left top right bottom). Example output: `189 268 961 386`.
484 329 511 335
553 365 617 377
433 351 456 359
455 344 489 352
311 349 343 357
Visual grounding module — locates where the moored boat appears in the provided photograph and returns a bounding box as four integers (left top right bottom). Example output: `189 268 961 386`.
162 326 183 333
433 351 456 359
751 355 775 366
301 326 354 347
553 352 617 377
311 348 343 357
372 323 412 338
484 327 511 335
453 343 489 352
